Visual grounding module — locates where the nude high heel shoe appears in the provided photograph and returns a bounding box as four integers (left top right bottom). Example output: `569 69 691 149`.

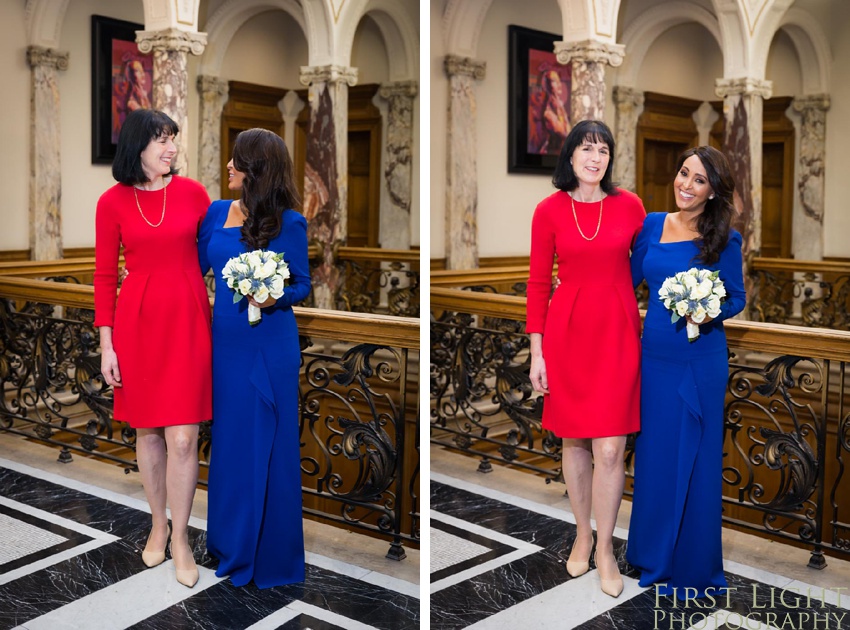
170 541 199 588
141 525 170 568
565 539 593 577
594 551 624 598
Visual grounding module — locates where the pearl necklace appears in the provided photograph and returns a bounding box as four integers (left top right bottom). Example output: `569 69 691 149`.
133 184 166 228
570 193 603 241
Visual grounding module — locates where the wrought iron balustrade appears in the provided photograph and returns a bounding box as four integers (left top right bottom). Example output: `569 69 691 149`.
431 285 850 568
0 276 419 559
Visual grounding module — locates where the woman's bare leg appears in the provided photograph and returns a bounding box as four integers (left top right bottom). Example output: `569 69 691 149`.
136 428 169 552
562 437 594 563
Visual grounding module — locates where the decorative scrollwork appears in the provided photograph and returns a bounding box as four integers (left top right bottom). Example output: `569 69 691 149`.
335 260 419 317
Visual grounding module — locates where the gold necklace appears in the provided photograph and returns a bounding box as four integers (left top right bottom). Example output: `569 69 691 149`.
133 184 166 228
570 193 603 241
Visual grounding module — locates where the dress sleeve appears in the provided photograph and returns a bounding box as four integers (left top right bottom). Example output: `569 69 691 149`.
526 201 555 334
274 212 312 309
630 214 653 289
93 192 120 328
716 231 746 322
198 201 217 276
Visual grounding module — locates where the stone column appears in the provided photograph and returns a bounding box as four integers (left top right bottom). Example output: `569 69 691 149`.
554 41 624 122
444 55 485 270
791 94 830 261
137 29 207 174
27 46 68 261
377 81 418 250
692 101 720 146
278 90 305 161
299 64 358 309
196 75 229 199
612 86 643 192
716 77 772 305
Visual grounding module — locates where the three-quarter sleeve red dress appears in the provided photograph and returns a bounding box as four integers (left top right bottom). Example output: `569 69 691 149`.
526 189 645 438
94 176 212 428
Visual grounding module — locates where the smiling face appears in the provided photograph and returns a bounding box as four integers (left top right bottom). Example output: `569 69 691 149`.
674 154 714 214
226 158 246 191
139 132 176 182
570 137 610 187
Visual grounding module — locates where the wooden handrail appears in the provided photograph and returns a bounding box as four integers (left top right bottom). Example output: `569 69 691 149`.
751 257 850 275
337 246 420 265
431 286 850 362
0 277 419 349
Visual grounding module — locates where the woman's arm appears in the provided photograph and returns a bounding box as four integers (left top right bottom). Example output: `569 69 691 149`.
715 231 746 322
254 212 311 310
197 202 217 277
526 201 555 334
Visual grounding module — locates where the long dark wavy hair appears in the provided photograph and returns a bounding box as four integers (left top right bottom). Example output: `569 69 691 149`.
552 119 619 196
232 128 301 250
677 146 736 265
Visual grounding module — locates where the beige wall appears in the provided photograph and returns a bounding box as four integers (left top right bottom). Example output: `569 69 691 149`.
430 0 850 260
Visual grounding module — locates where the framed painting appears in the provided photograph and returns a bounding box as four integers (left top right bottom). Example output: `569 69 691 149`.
507 25 572 174
91 15 152 164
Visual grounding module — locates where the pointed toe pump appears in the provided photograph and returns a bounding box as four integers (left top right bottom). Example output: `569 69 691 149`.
141 525 170 568
594 551 624 598
170 542 199 588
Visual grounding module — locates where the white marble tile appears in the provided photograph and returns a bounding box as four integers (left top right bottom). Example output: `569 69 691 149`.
242 607 301 630
723 559 797 590
19 562 224 630
783 579 850 611
431 510 542 553
287 600 380 630
359 569 420 599
306 551 419 598
0 496 120 542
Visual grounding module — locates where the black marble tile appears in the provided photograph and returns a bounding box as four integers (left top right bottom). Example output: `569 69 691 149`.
0 502 93 575
278 614 347 630
431 518 517 583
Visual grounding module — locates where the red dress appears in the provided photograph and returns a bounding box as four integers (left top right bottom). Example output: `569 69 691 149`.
526 189 645 438
94 176 212 428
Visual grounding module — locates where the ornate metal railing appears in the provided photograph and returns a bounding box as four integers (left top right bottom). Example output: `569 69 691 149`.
431 285 850 567
333 246 419 317
749 257 850 329
0 276 419 559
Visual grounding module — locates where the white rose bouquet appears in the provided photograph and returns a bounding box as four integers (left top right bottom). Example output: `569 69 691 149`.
221 249 290 326
659 267 726 342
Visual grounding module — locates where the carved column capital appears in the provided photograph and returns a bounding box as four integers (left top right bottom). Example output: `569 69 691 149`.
197 74 229 97
136 28 207 56
554 40 625 67
378 80 418 101
792 93 831 114
299 64 358 87
612 85 644 108
444 55 486 80
26 46 69 71
715 77 772 99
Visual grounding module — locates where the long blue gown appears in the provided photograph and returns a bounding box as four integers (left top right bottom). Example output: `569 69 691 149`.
199 200 312 588
626 212 746 598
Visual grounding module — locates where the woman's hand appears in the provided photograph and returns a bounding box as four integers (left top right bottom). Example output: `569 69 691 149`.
101 348 122 388
248 295 277 309
686 314 714 325
530 354 549 394
118 267 129 284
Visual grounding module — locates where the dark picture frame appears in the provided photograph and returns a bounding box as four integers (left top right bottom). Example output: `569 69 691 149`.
91 15 151 164
508 25 572 174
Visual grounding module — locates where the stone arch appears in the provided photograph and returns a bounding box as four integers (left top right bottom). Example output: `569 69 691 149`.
336 0 417 81
25 0 70 48
618 2 722 88
777 7 830 95
443 0 493 58
199 0 310 76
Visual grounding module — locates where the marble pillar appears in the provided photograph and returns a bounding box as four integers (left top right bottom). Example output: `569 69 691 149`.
612 86 644 192
791 94 830 261
716 77 772 309
196 75 229 199
554 41 624 122
278 90 305 161
137 29 207 175
444 55 485 270
377 81 418 250
692 101 720 147
27 46 68 261
300 65 358 309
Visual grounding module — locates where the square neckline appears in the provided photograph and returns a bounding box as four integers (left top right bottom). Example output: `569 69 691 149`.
220 200 243 230
657 213 697 246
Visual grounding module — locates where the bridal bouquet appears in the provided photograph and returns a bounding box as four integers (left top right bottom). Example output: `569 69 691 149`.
222 249 290 326
659 268 726 342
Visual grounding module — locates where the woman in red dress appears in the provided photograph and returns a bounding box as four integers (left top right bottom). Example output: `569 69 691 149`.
527 120 645 598
94 109 212 588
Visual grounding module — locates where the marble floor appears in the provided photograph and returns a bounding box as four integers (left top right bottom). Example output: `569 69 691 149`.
0 439 419 630
430 447 850 630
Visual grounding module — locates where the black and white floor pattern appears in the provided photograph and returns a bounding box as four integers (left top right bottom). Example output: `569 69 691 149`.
430 472 850 630
0 458 419 630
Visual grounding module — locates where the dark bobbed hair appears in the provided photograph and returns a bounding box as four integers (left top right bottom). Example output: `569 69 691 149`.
233 128 301 250
112 109 179 185
677 145 736 265
552 119 619 196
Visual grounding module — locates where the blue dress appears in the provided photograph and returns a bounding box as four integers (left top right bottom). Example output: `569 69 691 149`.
626 212 746 598
199 200 312 588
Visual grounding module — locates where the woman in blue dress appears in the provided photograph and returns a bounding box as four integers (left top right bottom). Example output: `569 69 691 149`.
627 146 746 598
200 128 311 588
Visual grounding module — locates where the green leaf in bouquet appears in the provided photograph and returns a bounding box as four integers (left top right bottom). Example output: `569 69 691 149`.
233 292 244 303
